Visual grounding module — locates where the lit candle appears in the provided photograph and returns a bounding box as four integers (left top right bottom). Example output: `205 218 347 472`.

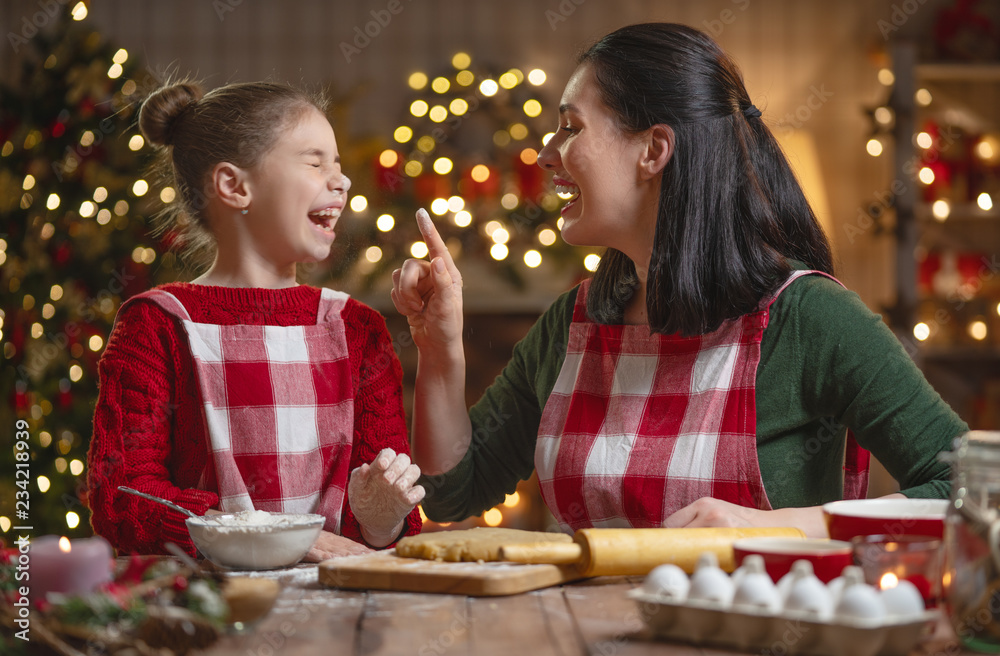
28 535 114 602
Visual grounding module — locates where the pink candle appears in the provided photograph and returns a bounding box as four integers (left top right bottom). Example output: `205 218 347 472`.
28 535 114 602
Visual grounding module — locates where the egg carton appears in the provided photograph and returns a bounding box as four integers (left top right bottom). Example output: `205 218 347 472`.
628 590 940 656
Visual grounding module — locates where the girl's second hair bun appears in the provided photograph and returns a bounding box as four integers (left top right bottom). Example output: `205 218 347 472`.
139 82 205 147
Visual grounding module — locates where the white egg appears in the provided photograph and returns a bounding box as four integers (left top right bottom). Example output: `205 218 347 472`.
827 565 865 606
642 563 690 600
777 559 815 601
880 579 926 619
732 554 766 588
732 571 782 614
783 575 834 620
688 560 735 607
835 583 886 623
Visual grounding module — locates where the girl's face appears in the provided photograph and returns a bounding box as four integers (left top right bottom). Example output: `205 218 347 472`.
242 107 351 267
537 63 658 262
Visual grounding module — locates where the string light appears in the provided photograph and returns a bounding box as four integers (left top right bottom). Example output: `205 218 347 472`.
93 186 108 202
410 100 429 117
376 214 395 231
160 187 176 203
503 492 521 507
490 243 508 260
379 149 399 167
915 88 932 106
977 193 993 211
394 126 413 143
969 320 988 341
69 365 83 382
433 157 453 174
877 68 894 86
431 77 450 94
528 69 547 85
365 246 383 263
873 107 893 125
89 335 104 351
491 228 510 245
520 148 538 165
410 241 429 258
46 193 61 210
479 79 499 97
456 70 475 86
69 460 84 476
430 198 450 215
107 63 123 79
22 174 35 190
79 200 96 217
915 132 932 149
523 100 542 118
408 72 428 90
483 508 503 526
866 138 883 157
131 180 148 196
493 130 511 147
913 322 930 341
404 161 423 177
538 228 557 246
584 254 601 271
523 250 542 268
447 196 465 212
918 167 935 185
70 1 87 20
66 512 80 529
454 210 472 227
500 193 519 209
470 164 490 182
37 476 51 493
509 123 529 140
128 135 144 151
449 98 469 115
931 200 950 221
350 195 368 212
452 52 471 69
428 105 448 122
112 48 128 64
417 135 436 153
499 72 518 89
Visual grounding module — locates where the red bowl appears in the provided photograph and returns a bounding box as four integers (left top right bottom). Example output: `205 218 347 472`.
733 537 854 583
822 498 948 541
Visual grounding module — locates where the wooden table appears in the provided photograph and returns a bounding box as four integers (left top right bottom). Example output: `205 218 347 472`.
203 566 972 656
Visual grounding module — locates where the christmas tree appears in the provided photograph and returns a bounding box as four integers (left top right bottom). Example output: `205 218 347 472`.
0 4 173 540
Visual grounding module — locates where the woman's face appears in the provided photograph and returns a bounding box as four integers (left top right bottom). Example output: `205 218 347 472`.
242 107 352 267
537 63 658 261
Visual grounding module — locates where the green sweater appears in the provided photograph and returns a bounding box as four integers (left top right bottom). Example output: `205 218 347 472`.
419 272 968 522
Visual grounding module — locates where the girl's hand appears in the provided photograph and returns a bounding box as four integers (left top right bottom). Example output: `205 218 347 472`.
348 448 426 547
303 530 373 562
391 209 464 351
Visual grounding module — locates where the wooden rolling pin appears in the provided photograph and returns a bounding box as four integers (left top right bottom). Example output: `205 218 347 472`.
498 527 805 576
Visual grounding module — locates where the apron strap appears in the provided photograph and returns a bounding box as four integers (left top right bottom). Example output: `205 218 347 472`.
115 289 192 323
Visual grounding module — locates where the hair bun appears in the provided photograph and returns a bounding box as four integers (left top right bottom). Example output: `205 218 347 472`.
139 83 204 146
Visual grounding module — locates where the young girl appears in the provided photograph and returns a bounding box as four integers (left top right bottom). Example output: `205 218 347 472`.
88 81 424 560
393 24 967 538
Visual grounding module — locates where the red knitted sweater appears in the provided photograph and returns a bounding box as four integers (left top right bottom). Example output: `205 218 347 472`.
87 282 422 556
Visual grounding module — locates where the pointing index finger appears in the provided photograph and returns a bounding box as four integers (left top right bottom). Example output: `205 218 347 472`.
415 208 452 262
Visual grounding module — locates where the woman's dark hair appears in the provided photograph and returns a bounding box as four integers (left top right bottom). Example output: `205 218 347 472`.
139 80 327 266
581 23 833 335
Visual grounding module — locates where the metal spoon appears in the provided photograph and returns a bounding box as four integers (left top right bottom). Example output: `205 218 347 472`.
118 485 215 523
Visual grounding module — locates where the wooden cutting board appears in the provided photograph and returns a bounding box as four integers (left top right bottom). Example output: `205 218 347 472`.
318 550 583 596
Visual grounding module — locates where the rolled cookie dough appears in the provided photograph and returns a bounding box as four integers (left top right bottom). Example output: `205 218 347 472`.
395 527 573 562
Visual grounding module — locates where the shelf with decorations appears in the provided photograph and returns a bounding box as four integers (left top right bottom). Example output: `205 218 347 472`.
875 29 1000 427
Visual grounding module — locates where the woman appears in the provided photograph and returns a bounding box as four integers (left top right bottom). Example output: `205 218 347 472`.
392 23 966 537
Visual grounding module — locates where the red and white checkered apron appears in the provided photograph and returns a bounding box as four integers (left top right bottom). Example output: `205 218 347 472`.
536 270 870 532
125 288 354 534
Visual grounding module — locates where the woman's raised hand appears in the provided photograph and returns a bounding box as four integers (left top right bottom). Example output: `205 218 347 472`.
391 209 464 351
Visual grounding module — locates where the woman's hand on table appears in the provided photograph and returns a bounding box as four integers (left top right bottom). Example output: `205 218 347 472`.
348 448 426 548
304 531 373 562
664 497 829 538
391 208 464 352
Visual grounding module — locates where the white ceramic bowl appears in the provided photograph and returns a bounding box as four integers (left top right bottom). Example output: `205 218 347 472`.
186 511 325 570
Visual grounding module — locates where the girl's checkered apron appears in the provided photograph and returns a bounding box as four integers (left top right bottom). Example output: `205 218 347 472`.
536 270 870 532
122 288 354 534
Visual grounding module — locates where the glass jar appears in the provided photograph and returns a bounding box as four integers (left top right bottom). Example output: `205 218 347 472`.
944 431 1000 653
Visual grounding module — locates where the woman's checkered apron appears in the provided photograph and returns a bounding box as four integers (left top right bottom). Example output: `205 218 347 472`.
535 270 870 532
123 288 355 534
